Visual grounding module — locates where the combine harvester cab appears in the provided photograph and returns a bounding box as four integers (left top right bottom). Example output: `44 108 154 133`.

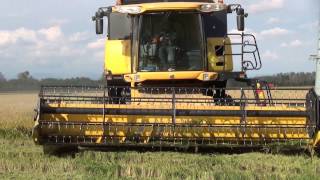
32 0 320 154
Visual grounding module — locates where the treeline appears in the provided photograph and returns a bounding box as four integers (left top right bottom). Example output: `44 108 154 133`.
0 71 103 91
256 72 315 87
0 71 316 91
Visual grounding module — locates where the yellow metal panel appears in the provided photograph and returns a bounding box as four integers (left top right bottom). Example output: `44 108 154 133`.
42 114 307 126
42 114 242 124
105 40 131 75
113 2 225 13
46 103 306 112
39 102 310 144
123 71 218 82
312 132 320 147
39 114 309 141
207 37 233 72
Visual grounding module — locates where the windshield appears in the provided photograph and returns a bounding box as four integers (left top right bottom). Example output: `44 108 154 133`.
138 12 203 72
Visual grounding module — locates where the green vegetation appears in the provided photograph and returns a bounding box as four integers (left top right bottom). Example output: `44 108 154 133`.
1 93 320 179
258 72 315 87
0 71 103 91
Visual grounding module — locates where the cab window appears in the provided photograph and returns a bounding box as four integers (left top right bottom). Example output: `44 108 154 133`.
108 13 131 40
202 10 227 37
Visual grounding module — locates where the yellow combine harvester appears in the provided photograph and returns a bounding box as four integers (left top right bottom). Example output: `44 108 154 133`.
32 0 320 154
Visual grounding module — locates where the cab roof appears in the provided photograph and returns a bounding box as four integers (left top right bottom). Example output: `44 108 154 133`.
113 2 226 13
120 0 213 5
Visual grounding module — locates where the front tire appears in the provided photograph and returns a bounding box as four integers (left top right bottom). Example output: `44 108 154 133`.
107 86 131 104
213 81 227 104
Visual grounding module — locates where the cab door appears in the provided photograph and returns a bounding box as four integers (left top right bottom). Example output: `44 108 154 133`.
203 10 233 72
105 13 132 75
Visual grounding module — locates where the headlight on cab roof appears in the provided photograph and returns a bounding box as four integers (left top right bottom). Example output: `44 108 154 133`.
115 6 142 14
200 3 226 13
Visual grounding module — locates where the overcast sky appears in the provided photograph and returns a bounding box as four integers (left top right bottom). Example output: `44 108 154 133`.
0 0 319 79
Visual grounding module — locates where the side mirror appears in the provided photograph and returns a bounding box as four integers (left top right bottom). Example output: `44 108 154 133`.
96 18 104 35
236 8 246 31
93 7 111 35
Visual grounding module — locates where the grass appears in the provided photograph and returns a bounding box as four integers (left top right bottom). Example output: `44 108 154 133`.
0 92 320 179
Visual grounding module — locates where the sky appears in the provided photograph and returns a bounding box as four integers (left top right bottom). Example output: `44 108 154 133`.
0 0 319 80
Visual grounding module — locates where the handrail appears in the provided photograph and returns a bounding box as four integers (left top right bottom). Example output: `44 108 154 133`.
223 33 262 71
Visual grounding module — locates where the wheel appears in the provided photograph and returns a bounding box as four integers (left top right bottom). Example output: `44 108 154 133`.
107 86 131 104
213 81 227 104
316 147 320 157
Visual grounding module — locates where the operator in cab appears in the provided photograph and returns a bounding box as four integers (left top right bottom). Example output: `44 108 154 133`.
139 18 180 72
158 23 178 71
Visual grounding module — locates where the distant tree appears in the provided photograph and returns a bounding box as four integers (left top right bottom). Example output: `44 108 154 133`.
17 71 32 80
0 72 6 82
257 72 315 87
99 72 106 83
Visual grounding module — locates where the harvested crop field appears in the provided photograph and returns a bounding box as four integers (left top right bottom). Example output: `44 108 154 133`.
0 92 319 179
